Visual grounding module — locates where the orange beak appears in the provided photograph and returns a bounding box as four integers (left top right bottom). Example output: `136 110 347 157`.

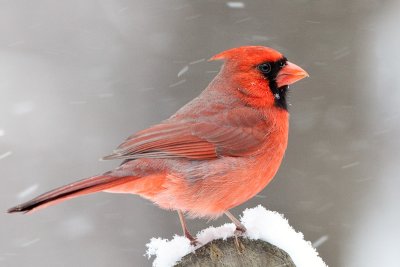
276 62 309 87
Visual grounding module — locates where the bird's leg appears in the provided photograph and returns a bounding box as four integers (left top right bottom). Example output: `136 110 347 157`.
224 211 247 235
225 211 246 253
178 211 198 246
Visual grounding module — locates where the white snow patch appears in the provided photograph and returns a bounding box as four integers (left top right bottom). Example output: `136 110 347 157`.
235 17 252 24
197 223 236 244
0 129 4 137
242 206 327 267
146 205 327 267
20 238 41 248
189 58 205 65
341 161 360 169
0 151 12 160
17 184 39 199
312 235 329 248
226 2 245 9
146 236 193 267
169 80 186 88
177 66 189 77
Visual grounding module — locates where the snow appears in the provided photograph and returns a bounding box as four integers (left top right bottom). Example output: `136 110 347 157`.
0 151 12 160
241 206 327 267
226 2 245 9
146 205 327 267
146 236 192 267
189 58 205 65
341 161 360 169
333 47 350 60
312 235 329 248
168 79 186 88
20 238 41 248
235 17 252 24
177 65 189 77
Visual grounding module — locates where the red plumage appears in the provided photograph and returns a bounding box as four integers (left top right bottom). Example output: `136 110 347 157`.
8 46 308 240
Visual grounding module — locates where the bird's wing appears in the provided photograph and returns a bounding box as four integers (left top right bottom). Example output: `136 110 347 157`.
102 108 268 160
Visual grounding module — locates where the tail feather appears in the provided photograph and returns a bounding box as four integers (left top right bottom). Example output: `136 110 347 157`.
7 174 136 214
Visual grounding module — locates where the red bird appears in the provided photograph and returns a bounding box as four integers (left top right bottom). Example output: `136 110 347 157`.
8 46 308 243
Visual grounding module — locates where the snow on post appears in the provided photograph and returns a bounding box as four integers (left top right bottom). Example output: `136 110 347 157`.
146 205 327 267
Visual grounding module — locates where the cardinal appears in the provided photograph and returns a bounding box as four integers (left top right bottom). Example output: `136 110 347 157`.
8 46 308 243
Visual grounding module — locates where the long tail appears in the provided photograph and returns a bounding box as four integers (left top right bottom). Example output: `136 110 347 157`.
7 174 136 214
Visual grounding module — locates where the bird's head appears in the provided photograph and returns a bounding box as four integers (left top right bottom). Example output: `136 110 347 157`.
210 46 308 110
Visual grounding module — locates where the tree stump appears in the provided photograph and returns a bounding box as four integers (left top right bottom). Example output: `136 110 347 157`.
175 237 295 267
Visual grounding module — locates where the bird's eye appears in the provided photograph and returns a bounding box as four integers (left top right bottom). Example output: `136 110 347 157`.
258 63 271 74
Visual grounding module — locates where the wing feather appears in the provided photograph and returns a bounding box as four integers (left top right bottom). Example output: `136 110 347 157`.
102 108 268 160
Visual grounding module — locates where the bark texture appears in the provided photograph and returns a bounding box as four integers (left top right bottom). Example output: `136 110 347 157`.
175 237 295 267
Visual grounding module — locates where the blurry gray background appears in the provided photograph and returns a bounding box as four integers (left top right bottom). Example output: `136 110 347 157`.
1 0 399 266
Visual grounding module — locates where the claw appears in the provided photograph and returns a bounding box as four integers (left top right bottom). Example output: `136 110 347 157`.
178 211 201 246
233 236 245 253
234 225 247 236
185 232 201 246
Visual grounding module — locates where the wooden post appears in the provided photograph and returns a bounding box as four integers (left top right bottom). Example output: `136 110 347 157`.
175 237 296 266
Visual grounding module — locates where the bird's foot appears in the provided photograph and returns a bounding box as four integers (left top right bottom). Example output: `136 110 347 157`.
185 232 200 246
233 225 246 253
190 238 200 246
234 225 247 236
233 235 245 253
